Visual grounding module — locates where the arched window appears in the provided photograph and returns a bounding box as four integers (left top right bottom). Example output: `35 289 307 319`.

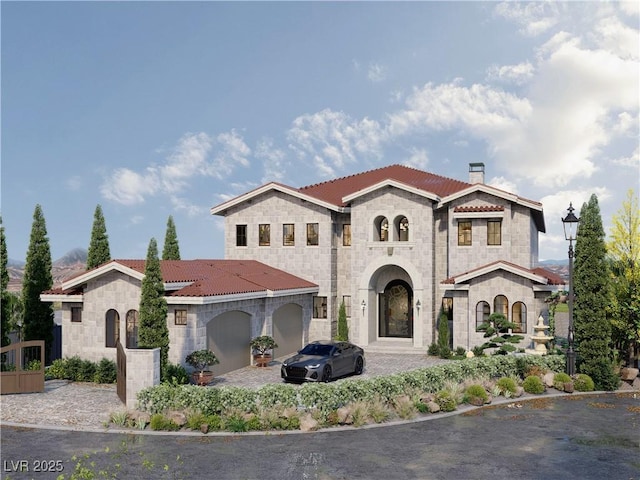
494 295 508 318
126 309 139 348
476 301 490 331
394 216 409 241
374 216 389 241
512 302 527 333
105 309 120 348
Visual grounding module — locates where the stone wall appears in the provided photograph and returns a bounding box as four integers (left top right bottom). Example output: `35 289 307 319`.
126 347 160 410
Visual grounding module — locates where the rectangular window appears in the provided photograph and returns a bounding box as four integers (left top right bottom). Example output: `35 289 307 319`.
306 223 319 246
313 296 327 318
458 221 472 246
175 309 187 326
71 307 82 323
259 224 270 246
487 220 502 246
342 295 351 317
236 225 247 247
283 224 295 246
342 224 351 246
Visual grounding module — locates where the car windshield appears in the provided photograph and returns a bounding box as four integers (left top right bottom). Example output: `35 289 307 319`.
299 344 334 356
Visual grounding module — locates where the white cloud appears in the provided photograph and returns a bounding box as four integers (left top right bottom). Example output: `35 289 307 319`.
402 148 429 170
287 109 386 177
494 2 561 36
488 176 518 194
256 137 287 183
592 15 639 60
66 175 83 191
612 146 640 168
486 62 534 85
101 130 250 206
368 63 387 82
541 187 611 227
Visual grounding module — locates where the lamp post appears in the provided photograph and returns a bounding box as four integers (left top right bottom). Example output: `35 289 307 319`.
562 203 580 376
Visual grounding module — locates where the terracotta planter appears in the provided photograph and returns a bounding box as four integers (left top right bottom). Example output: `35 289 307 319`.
253 354 272 367
191 371 214 386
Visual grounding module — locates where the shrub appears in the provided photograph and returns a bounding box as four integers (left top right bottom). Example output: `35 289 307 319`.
427 343 440 356
522 375 545 394
93 358 117 384
455 347 467 357
573 373 595 392
25 359 42 371
149 413 179 431
162 362 189 385
256 384 298 410
393 396 417 420
472 345 485 357
435 390 457 412
186 412 208 431
368 396 392 423
496 377 518 396
464 384 488 406
553 372 572 391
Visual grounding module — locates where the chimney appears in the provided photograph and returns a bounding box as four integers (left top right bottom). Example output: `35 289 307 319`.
469 162 485 184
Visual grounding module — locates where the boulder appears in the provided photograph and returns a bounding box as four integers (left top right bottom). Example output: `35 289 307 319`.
299 414 319 432
563 382 574 393
129 411 151 424
620 368 639 381
336 406 353 425
513 386 524 398
166 411 187 427
427 401 440 413
543 372 555 388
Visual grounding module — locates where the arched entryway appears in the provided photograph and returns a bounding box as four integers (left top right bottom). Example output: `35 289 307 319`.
272 303 303 358
206 311 251 375
379 280 413 338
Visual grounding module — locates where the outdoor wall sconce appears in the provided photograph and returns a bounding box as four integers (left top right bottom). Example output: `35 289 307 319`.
361 300 366 314
415 300 421 313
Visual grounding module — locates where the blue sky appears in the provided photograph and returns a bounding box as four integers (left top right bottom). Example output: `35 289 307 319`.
2 1 638 264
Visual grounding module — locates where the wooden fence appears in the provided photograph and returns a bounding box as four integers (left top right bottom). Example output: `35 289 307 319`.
0 340 45 394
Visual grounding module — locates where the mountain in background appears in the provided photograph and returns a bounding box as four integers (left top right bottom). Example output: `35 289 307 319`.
7 248 87 292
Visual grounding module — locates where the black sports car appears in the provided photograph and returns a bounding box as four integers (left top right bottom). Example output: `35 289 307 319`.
281 340 365 383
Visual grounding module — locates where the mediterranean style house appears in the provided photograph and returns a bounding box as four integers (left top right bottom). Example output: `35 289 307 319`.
211 163 563 353
43 163 563 375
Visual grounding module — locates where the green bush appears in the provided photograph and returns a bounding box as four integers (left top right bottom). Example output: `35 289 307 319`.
25 359 42 371
93 358 117 384
149 413 180 431
522 375 545 394
496 377 518 395
553 372 572 391
435 390 457 412
455 347 466 357
162 362 189 385
427 343 440 356
573 373 595 392
463 384 488 406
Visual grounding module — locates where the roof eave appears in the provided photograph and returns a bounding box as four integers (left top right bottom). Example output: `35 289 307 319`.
342 179 440 204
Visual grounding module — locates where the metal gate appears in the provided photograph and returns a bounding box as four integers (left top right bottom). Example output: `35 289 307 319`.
116 341 126 404
0 340 45 394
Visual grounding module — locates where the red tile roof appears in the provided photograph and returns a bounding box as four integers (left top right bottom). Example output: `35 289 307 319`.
298 164 471 207
44 259 317 298
453 205 505 213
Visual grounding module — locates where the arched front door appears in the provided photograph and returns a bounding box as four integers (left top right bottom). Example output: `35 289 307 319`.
379 280 413 338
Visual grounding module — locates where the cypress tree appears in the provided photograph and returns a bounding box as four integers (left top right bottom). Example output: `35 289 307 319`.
86 204 111 270
335 301 349 341
573 194 618 390
1 217 11 347
162 215 181 260
138 238 169 378
22 205 54 363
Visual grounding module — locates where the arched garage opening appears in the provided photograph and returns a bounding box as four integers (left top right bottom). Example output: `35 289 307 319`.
207 310 251 375
272 303 303 358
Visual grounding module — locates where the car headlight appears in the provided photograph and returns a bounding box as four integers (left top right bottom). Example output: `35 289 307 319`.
307 363 321 369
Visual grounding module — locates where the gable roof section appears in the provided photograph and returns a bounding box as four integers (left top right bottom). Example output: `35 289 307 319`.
442 260 565 287
43 259 318 302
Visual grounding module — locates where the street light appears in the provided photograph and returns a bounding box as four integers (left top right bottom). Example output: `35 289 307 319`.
562 202 580 376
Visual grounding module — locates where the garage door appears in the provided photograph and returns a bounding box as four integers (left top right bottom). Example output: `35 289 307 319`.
207 311 251 375
273 303 303 358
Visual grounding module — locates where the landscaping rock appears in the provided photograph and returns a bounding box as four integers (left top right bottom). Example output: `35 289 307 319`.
563 382 574 393
166 411 187 427
484 394 493 405
514 386 524 398
543 373 555 388
620 368 639 381
200 424 209 434
337 406 353 424
299 414 318 432
129 411 151 424
420 394 434 404
281 407 298 419
427 401 440 413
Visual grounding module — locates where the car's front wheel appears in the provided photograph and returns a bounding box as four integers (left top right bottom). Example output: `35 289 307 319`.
321 365 332 382
354 356 364 375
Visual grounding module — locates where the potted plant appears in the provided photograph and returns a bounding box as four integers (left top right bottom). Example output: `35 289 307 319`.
185 349 219 386
249 335 278 367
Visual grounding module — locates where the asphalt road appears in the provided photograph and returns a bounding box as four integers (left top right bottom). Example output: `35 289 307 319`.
1 393 638 480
